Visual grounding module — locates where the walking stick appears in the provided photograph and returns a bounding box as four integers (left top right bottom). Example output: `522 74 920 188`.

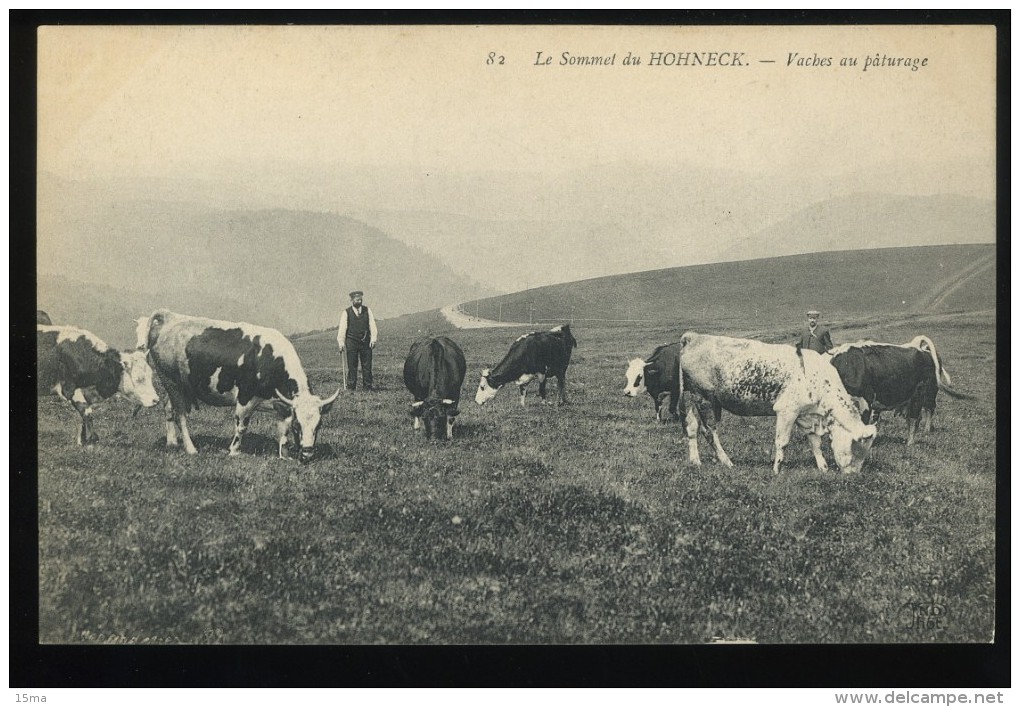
341 345 348 393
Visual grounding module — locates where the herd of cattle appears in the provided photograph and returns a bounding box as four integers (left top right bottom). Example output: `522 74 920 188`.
36 307 964 473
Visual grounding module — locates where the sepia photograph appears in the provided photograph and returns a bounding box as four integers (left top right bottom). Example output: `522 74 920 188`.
18 13 1004 687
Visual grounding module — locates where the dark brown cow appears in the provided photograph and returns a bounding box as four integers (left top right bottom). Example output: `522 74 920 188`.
475 324 577 407
826 335 964 445
403 336 467 440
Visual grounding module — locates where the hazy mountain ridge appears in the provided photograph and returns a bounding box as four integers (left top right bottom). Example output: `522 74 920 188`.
458 244 996 333
42 156 995 293
716 193 996 263
37 175 497 339
36 161 996 341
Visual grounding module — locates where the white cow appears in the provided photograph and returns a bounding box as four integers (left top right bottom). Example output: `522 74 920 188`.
671 332 877 473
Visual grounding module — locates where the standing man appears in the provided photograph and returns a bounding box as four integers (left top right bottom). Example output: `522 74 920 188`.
798 309 834 353
338 290 378 390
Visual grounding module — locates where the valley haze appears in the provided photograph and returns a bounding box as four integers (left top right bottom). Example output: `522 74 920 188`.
36 25 995 342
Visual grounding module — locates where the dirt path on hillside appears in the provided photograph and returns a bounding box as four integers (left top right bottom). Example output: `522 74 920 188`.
922 253 997 310
440 304 530 329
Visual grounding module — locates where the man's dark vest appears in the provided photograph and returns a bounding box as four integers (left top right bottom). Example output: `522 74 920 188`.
346 306 370 342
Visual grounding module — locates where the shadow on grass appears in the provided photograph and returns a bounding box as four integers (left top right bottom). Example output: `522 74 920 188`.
143 432 285 457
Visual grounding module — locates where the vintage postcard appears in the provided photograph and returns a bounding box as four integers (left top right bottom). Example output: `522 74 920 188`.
27 19 999 684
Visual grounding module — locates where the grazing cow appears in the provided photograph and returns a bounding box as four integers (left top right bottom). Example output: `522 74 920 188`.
36 310 52 325
826 335 963 445
622 341 683 422
137 309 339 463
37 325 159 445
475 324 578 407
673 332 877 473
403 336 467 440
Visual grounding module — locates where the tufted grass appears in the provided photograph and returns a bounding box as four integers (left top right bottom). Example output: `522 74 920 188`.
37 311 996 644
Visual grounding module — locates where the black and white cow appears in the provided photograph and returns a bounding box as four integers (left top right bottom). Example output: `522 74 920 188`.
475 324 578 407
38 324 159 445
826 335 963 445
137 309 339 463
403 336 467 440
671 332 877 473
622 341 684 422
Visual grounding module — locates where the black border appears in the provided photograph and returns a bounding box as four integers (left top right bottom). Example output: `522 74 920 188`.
11 9 1010 688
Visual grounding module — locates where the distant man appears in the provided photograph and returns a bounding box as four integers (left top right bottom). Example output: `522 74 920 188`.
337 290 378 390
797 309 834 354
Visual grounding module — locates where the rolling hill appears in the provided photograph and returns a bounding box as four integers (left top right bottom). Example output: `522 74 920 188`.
439 244 997 339
42 161 995 297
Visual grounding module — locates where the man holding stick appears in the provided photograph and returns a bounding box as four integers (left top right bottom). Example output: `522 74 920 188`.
337 290 378 391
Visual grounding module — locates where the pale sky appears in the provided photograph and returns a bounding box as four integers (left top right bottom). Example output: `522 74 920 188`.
38 24 996 190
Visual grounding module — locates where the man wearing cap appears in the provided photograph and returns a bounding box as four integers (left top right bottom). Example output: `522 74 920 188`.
337 290 378 390
797 309 834 354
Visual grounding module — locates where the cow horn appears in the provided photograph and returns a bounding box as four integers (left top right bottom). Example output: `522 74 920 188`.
441 399 455 405
275 389 295 405
411 401 425 408
320 388 341 406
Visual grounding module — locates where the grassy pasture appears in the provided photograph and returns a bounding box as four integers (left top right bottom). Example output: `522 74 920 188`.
37 308 996 644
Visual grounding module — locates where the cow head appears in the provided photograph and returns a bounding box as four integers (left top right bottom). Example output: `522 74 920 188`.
475 368 501 405
275 387 341 463
812 355 877 472
622 358 648 397
829 423 878 474
118 350 160 408
411 399 460 440
825 412 877 474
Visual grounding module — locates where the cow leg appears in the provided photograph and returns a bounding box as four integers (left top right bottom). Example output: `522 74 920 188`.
684 406 703 467
413 415 422 431
177 413 198 455
537 374 548 403
518 384 528 407
445 415 455 441
276 412 295 459
707 402 734 468
667 393 679 422
906 416 919 446
654 394 668 423
164 400 181 447
229 400 259 456
921 407 934 433
556 374 568 405
806 433 829 472
69 392 96 446
772 411 799 474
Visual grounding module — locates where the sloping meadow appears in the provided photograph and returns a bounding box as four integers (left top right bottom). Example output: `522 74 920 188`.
38 313 996 643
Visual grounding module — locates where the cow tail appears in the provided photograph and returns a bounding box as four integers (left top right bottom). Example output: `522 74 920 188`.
914 335 952 387
795 341 806 371
674 342 687 421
